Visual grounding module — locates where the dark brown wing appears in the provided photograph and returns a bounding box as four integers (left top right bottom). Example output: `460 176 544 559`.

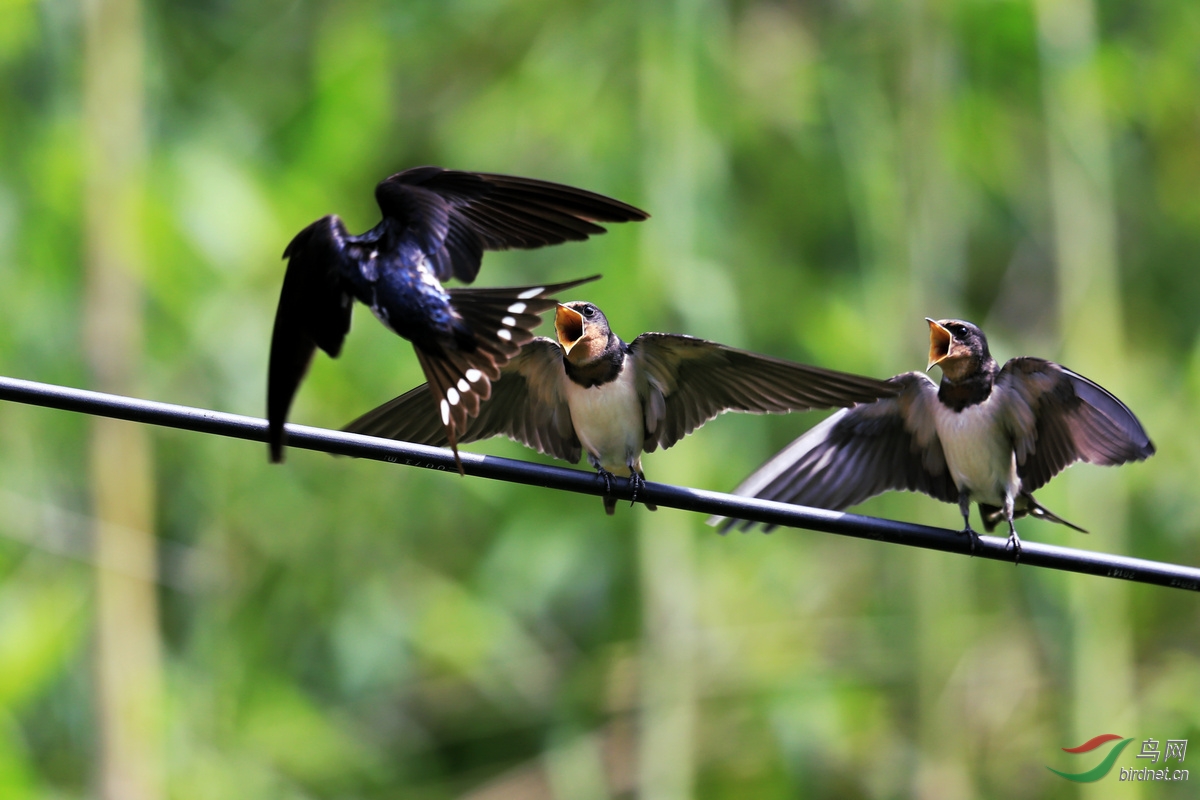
374 168 648 283
267 215 358 461
417 277 597 462
711 372 958 531
344 338 582 463
341 383 446 449
997 358 1155 492
627 333 901 453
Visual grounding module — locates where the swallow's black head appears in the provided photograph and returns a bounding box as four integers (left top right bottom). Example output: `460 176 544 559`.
926 318 992 381
555 301 614 364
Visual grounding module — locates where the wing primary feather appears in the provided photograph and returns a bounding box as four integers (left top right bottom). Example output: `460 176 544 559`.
1000 359 1155 493
631 334 899 454
710 373 948 532
343 337 580 465
413 348 468 474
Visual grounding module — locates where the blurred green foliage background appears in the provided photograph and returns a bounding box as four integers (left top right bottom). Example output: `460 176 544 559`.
1 0 1198 797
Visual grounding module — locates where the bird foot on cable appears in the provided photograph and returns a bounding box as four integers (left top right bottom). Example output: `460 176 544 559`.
958 524 981 555
1006 525 1023 565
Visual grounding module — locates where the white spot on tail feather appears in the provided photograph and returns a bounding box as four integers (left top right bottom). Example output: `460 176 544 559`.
501 315 517 327
507 302 527 314
466 369 483 383
496 328 513 341
517 287 544 299
457 378 470 392
446 387 460 406
440 400 450 425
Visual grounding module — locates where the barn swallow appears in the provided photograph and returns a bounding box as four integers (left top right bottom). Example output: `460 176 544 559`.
714 318 1155 558
343 301 900 514
267 166 647 464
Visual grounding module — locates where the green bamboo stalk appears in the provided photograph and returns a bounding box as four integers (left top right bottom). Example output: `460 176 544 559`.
81 0 162 796
635 0 715 795
900 3 975 795
1035 1 1140 798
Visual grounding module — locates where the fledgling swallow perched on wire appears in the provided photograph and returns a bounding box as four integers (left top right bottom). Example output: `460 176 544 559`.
713 318 1155 558
266 166 647 465
343 301 900 514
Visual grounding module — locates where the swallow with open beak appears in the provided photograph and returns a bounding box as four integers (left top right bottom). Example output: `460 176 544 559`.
267 166 648 465
343 301 900 514
714 318 1155 558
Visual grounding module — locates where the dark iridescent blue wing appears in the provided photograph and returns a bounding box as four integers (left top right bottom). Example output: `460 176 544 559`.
374 167 648 283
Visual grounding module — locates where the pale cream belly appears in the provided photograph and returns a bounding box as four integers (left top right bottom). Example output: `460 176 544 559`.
564 369 644 476
932 400 1018 506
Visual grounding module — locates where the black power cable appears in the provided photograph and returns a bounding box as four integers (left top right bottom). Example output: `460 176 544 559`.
1 374 1196 593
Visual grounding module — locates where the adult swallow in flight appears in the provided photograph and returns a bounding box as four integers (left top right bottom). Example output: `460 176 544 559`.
266 166 647 463
714 318 1155 558
343 301 900 514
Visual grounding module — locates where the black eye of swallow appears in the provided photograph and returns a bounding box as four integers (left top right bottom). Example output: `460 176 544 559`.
582 305 595 317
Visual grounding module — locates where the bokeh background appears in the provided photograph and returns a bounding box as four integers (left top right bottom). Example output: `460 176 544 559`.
1 0 1198 797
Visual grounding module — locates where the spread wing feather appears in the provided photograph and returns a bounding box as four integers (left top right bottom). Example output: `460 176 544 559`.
712 372 957 532
343 338 582 464
410 277 599 462
627 333 901 453
998 358 1155 492
378 168 648 283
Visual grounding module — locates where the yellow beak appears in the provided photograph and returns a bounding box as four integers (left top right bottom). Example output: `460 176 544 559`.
555 304 585 354
926 318 952 371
